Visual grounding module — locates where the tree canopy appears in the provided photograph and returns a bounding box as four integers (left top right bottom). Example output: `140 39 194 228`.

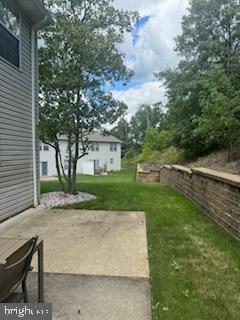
39 0 138 193
130 103 164 146
156 0 240 158
110 117 132 158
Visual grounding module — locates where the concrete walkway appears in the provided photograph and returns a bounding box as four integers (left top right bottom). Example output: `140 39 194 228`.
0 209 151 319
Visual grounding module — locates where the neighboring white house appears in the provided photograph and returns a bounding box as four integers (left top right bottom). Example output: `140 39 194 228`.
40 133 121 177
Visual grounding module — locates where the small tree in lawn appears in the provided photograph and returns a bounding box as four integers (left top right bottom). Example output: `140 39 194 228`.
39 0 138 194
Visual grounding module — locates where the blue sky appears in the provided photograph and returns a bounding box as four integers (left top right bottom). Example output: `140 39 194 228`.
112 0 189 116
111 16 152 92
132 15 151 46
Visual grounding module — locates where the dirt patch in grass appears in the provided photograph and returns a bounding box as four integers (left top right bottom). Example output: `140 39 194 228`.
187 149 240 174
190 234 231 269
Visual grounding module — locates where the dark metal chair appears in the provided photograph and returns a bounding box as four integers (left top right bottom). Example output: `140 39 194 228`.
0 236 38 303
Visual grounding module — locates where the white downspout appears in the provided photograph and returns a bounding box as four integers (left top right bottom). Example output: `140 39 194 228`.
31 16 49 207
31 28 38 207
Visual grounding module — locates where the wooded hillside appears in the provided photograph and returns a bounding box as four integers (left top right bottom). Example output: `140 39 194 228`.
112 0 240 169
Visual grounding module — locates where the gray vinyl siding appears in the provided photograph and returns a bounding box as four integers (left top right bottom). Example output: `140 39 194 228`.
0 12 38 221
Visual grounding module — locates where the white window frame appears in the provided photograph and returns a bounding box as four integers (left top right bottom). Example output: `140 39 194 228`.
110 143 117 152
90 142 100 152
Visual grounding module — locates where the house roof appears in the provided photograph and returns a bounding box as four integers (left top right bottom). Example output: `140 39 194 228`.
16 0 53 26
87 133 121 143
58 132 121 143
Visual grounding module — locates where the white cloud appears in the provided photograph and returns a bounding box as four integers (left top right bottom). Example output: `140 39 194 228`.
111 0 190 115
115 0 189 81
112 81 167 117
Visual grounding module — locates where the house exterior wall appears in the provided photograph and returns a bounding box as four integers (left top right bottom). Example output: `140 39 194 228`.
40 140 121 177
40 144 56 177
0 10 38 221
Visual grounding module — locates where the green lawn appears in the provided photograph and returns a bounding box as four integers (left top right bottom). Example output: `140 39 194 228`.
41 170 240 320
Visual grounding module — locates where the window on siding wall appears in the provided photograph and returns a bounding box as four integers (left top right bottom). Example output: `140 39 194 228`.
43 145 49 151
110 158 114 164
110 143 117 151
90 143 100 151
0 0 20 67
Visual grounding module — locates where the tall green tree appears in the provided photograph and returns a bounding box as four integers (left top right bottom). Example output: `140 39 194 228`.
130 103 164 146
141 128 170 158
157 0 240 157
176 0 240 80
194 67 240 158
110 117 132 158
39 0 138 194
158 63 205 156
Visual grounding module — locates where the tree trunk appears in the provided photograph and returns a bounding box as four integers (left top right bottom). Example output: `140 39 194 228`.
67 178 76 194
54 146 66 192
67 135 79 194
70 158 78 194
56 128 88 194
66 134 72 180
65 133 76 194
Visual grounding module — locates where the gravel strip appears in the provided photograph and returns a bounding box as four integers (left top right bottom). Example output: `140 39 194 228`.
39 192 96 209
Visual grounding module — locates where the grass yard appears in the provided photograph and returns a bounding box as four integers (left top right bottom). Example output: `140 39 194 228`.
41 170 240 320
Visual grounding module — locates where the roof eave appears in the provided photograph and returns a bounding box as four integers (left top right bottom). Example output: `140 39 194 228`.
16 0 53 27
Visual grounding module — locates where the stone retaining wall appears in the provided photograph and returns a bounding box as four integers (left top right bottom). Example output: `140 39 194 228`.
137 164 161 182
138 164 240 240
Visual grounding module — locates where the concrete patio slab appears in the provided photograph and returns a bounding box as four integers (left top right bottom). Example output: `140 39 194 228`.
0 209 151 319
0 209 149 278
27 273 151 320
